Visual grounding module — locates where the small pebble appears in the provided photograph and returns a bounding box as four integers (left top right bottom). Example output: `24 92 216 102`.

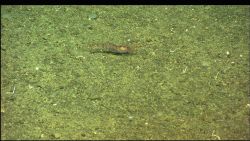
128 116 133 120
35 67 39 70
81 133 86 137
40 134 45 138
226 51 230 55
88 13 97 20
1 108 5 113
87 25 93 30
136 66 140 70
28 84 33 89
201 61 210 67
53 133 61 139
246 104 250 108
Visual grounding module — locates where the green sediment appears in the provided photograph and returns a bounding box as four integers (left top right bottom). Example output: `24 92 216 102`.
1 5 249 140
